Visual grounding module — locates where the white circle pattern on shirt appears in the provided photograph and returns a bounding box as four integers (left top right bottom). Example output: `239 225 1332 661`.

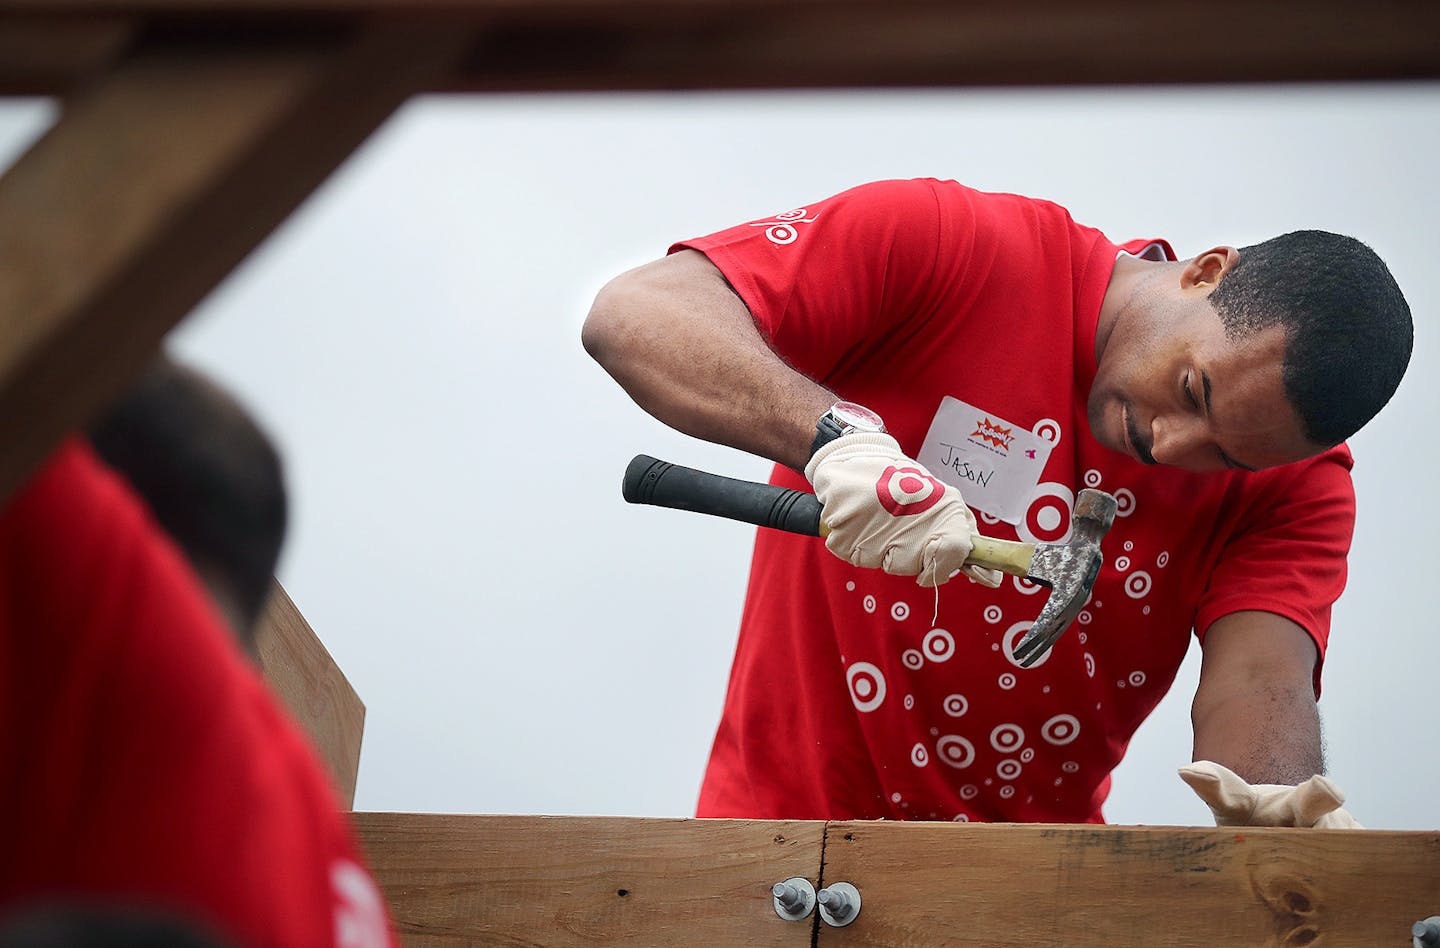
846 662 886 712
923 628 955 662
1041 714 1081 746
936 735 976 769
990 724 1024 753
1032 418 1062 445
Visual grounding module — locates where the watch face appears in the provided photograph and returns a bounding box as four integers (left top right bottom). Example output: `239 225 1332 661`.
831 401 885 431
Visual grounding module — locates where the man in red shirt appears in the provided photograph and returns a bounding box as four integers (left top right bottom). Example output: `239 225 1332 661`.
0 370 394 944
582 178 1411 828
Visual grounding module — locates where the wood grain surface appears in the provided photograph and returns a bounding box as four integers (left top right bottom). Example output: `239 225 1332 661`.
256 581 365 807
353 814 1440 946
3 1 1439 94
816 820 1440 946
354 813 826 946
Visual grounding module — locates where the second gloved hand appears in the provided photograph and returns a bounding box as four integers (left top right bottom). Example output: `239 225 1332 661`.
805 432 998 587
1178 760 1362 829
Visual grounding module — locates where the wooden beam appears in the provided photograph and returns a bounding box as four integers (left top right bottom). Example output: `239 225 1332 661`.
0 15 136 95
353 814 1440 945
0 22 471 505
3 1 1439 95
448 0 1440 91
353 813 827 946
816 820 1440 946
255 580 365 807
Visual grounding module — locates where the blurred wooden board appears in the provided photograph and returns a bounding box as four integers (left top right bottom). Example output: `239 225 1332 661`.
354 814 1440 945
4 1 1440 96
354 813 827 945
256 580 365 807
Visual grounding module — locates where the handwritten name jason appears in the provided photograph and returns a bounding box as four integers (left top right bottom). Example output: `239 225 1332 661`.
939 444 995 488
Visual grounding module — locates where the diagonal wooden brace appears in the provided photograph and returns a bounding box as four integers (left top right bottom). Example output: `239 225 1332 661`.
0 21 473 504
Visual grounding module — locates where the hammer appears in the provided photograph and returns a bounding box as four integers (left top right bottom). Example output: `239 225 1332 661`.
622 455 1117 667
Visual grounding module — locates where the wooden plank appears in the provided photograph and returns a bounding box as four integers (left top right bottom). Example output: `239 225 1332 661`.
0 22 472 506
255 580 365 807
447 0 1440 91
3 1 1439 94
0 14 136 95
354 815 1440 944
353 813 826 946
816 821 1440 946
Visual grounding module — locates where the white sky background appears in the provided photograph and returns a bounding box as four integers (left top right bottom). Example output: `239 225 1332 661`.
2 84 1437 829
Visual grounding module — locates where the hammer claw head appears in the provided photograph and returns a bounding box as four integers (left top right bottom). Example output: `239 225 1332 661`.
1011 488 1116 666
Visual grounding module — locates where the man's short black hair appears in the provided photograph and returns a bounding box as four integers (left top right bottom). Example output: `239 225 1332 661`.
89 357 287 640
1208 230 1413 447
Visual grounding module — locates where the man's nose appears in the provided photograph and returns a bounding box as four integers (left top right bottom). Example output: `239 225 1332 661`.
1150 414 1210 469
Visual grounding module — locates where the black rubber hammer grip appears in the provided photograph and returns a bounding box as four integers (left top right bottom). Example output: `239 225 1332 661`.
623 455 824 537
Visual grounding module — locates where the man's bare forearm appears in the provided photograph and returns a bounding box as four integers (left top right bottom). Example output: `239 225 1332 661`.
1192 677 1323 785
1190 610 1325 786
583 249 834 472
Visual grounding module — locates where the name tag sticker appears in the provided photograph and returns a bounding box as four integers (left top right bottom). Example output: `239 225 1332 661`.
917 397 1053 524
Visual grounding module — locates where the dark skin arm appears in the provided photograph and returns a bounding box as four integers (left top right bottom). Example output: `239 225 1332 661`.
1191 610 1324 784
582 249 835 473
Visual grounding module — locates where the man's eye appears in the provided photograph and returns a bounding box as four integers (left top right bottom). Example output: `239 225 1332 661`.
1183 372 1198 408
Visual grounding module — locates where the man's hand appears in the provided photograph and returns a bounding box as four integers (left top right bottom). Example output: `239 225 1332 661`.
805 433 999 587
1179 760 1362 829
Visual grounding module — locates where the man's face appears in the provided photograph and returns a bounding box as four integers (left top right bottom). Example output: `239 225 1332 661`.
1087 293 1323 473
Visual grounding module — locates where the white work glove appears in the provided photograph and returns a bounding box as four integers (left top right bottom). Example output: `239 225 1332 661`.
1178 760 1362 829
804 432 1001 588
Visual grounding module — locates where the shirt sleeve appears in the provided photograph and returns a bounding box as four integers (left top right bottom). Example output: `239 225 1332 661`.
1193 445 1355 695
670 177 966 383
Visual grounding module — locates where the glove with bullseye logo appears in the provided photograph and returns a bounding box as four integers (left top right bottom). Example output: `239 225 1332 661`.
804 432 1000 588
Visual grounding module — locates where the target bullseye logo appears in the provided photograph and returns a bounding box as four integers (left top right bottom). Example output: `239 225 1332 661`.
936 735 976 769
923 628 956 663
1032 418 1063 445
1041 714 1081 746
1125 571 1153 599
749 208 817 245
1016 482 1074 545
846 662 887 712
875 466 946 516
990 723 1025 753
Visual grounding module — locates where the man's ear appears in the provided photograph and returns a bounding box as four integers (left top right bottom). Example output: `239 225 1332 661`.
1181 246 1240 289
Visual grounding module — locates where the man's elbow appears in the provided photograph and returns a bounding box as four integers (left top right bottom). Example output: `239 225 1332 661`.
581 272 644 372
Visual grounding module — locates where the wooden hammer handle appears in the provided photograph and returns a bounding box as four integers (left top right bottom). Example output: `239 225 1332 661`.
966 535 1038 578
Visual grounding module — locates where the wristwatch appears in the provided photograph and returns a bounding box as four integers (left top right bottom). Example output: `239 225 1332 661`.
810 401 887 460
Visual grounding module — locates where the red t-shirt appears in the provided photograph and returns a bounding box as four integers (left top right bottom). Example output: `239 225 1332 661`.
675 179 1354 823
0 441 395 946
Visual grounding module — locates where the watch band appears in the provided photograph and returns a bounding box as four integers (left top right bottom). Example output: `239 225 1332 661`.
809 401 886 460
